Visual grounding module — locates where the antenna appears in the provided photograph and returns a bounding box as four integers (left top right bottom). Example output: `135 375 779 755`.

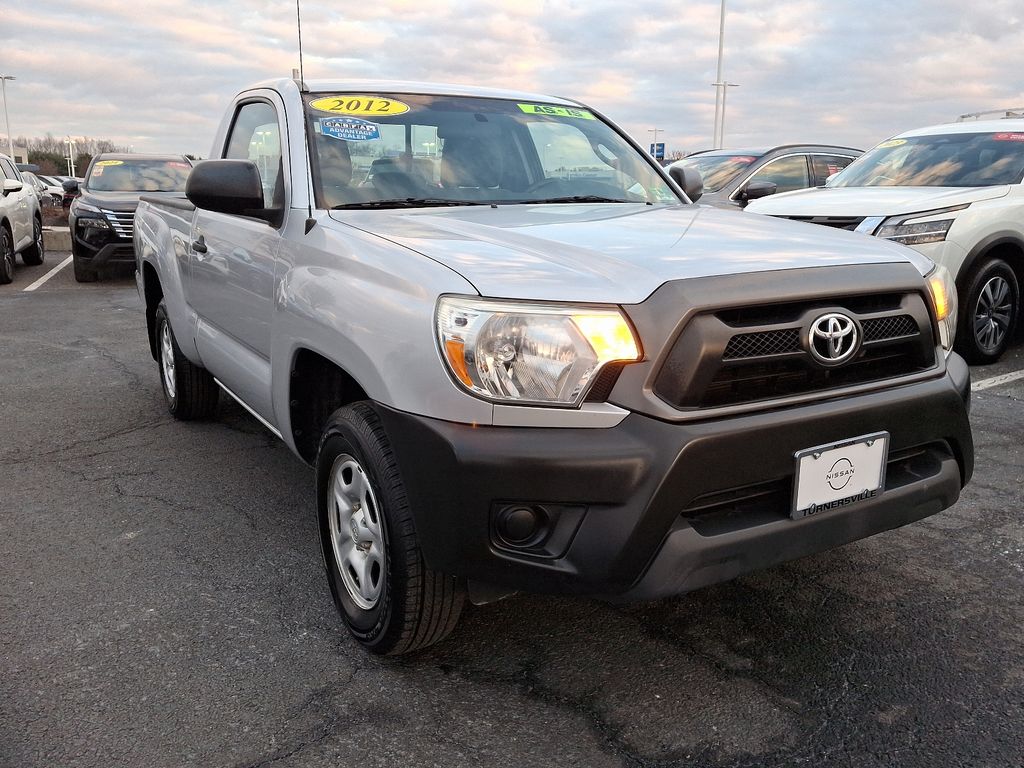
295 0 308 92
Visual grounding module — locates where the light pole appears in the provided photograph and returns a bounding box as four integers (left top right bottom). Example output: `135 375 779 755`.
65 137 76 176
1 75 15 160
711 0 726 149
648 128 664 158
716 82 739 148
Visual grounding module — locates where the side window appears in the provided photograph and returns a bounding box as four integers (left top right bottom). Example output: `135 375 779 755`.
746 155 810 194
812 155 856 185
0 157 20 180
224 101 283 209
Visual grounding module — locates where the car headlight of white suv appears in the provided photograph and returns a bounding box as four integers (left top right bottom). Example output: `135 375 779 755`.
436 296 641 406
875 204 970 246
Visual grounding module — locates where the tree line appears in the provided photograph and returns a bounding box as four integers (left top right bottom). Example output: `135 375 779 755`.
16 134 129 176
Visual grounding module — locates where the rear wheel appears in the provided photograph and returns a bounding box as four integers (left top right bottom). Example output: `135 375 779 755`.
956 258 1019 364
0 227 13 284
317 402 465 655
154 301 219 419
21 218 44 266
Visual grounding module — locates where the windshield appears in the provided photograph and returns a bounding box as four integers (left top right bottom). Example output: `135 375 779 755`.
86 159 191 193
832 132 1024 187
303 93 680 208
676 153 760 193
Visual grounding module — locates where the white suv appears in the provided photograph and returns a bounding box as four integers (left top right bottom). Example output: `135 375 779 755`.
747 120 1024 363
0 152 44 284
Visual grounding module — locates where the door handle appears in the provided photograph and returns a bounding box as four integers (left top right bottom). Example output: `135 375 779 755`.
192 235 208 254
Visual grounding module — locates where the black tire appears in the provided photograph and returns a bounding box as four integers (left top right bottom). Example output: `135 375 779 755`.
955 257 1020 365
0 227 13 285
21 218 44 266
317 402 465 655
154 301 219 419
72 253 97 283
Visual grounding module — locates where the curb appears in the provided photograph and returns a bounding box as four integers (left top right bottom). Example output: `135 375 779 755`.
43 227 72 252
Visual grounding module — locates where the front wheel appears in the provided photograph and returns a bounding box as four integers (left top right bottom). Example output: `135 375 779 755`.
956 258 1019 365
317 402 465 655
72 253 97 283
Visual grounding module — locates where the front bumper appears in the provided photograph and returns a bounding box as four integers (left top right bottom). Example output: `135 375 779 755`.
72 223 134 265
378 354 972 601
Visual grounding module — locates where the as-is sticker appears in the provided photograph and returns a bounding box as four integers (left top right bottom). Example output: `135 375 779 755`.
319 117 381 142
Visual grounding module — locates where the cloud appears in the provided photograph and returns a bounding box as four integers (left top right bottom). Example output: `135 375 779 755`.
1 0 1023 158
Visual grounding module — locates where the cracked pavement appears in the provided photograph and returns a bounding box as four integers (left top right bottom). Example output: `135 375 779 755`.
1 262 1022 767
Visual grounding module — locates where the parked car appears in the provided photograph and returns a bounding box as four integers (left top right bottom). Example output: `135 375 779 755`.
67 154 191 282
135 78 972 655
748 119 1024 363
30 174 66 206
19 171 50 206
0 152 45 283
667 145 861 208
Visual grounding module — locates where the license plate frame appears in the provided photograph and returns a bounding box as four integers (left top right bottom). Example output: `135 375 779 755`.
791 431 889 520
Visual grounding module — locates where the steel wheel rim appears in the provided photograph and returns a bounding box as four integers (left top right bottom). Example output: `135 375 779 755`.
160 322 177 401
973 275 1013 353
327 453 385 610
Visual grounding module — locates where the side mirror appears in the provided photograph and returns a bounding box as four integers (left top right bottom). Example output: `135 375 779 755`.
3 179 24 195
668 165 703 203
738 180 777 203
824 172 839 186
186 160 268 219
62 179 79 194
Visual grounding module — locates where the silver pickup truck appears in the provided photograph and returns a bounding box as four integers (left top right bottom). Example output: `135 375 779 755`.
135 78 973 655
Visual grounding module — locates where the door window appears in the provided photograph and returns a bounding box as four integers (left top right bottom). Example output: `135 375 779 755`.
224 101 283 210
746 155 810 194
812 155 856 185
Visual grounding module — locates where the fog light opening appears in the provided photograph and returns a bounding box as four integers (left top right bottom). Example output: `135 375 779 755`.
496 505 548 548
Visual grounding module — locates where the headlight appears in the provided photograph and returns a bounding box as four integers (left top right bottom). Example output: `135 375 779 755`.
926 264 957 353
77 216 110 229
71 200 102 215
875 204 969 245
436 296 641 406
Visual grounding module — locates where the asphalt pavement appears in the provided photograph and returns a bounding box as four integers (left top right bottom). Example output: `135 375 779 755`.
1 255 1022 767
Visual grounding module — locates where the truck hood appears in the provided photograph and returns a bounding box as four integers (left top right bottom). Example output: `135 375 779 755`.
330 203 932 303
747 184 1010 217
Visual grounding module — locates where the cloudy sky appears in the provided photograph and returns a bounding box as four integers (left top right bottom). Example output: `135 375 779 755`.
2 0 1023 157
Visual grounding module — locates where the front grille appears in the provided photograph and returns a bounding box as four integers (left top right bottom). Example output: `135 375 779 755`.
862 314 918 341
654 292 936 410
102 209 134 239
775 215 866 231
723 329 800 360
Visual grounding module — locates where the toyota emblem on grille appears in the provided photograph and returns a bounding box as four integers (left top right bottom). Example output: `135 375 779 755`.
808 312 860 366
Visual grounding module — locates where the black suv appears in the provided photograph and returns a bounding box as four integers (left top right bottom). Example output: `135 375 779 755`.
668 144 861 208
68 154 191 282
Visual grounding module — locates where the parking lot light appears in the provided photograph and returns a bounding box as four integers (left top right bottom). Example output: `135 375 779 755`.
1 75 15 160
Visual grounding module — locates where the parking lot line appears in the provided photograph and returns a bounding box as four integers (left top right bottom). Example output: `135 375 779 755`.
972 369 1024 391
22 255 73 292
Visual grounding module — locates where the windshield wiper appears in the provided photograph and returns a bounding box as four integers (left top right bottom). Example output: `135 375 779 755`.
519 195 632 204
332 198 490 210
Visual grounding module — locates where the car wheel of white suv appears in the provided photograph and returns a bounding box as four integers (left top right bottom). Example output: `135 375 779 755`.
0 227 14 285
957 258 1019 365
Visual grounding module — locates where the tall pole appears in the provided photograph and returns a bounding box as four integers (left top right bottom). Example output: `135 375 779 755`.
721 82 739 148
712 0 726 149
648 128 663 156
1 76 15 160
